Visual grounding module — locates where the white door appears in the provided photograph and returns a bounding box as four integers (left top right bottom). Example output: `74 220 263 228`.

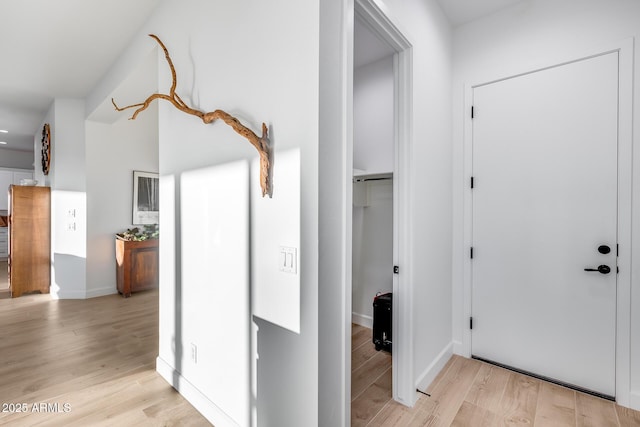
471 52 618 398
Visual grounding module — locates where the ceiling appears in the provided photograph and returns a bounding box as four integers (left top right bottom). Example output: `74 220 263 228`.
0 0 161 153
435 0 525 26
0 0 522 155
354 0 524 68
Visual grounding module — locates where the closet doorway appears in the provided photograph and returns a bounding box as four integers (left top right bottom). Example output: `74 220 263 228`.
350 0 414 417
351 11 395 332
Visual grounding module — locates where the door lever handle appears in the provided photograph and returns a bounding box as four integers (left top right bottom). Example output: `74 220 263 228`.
584 265 611 274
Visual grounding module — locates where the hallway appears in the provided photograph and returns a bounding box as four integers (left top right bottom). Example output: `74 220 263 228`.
350 324 640 426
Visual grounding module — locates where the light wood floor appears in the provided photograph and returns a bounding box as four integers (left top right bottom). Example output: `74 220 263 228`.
351 323 640 426
0 289 210 426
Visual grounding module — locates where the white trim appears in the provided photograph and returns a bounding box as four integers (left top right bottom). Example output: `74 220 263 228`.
51 290 89 299
460 38 634 407
156 357 239 427
352 312 373 329
452 340 464 356
85 286 118 299
630 392 640 412
415 342 453 392
616 38 638 406
354 0 415 408
614 36 634 409
0 166 34 173
50 287 117 299
344 1 355 425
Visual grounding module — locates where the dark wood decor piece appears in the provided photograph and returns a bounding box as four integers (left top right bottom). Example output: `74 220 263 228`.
115 237 159 297
41 123 51 175
9 185 51 297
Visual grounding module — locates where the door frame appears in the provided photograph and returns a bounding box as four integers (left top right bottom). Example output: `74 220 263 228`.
460 38 634 407
350 0 415 407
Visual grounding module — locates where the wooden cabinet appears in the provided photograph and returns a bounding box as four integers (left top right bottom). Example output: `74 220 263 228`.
115 238 159 297
9 185 51 297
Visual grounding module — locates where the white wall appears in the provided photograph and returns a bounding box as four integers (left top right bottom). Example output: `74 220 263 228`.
0 149 33 170
51 100 86 192
252 149 301 334
37 99 88 299
91 1 320 425
352 179 393 327
85 103 159 297
33 106 54 188
384 0 454 393
354 57 394 175
318 0 351 423
451 0 640 409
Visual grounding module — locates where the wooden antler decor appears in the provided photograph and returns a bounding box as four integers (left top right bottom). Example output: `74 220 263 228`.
112 34 272 197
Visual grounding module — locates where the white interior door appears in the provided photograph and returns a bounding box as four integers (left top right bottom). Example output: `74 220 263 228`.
471 52 619 398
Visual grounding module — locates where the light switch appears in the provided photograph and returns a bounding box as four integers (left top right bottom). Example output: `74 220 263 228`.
279 246 297 274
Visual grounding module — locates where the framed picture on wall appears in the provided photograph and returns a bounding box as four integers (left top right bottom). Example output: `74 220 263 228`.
133 171 159 224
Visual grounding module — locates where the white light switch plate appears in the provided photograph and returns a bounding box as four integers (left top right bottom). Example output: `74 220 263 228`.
279 246 297 274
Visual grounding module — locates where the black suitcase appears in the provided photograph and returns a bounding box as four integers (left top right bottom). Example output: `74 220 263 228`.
372 292 392 352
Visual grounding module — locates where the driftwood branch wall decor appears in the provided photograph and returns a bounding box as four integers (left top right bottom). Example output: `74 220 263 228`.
112 34 272 197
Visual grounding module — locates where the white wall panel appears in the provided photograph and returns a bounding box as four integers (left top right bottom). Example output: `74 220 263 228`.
252 148 301 333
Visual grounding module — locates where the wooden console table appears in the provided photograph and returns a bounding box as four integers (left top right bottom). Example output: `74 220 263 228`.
115 237 159 297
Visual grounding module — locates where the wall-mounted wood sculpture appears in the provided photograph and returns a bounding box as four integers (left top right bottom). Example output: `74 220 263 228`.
112 34 272 197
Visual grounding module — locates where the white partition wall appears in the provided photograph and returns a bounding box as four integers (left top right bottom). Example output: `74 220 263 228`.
157 161 251 426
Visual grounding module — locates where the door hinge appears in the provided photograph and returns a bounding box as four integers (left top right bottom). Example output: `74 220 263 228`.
470 176 474 189
470 247 474 259
393 265 399 274
471 106 475 119
470 317 473 330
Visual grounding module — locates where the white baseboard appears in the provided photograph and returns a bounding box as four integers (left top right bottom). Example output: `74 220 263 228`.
452 340 464 355
86 286 117 299
352 312 373 329
156 357 240 427
52 287 117 299
415 342 453 392
630 391 640 411
52 289 88 299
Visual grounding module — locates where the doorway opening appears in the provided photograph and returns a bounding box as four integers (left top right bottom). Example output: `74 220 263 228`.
350 12 395 417
349 0 414 417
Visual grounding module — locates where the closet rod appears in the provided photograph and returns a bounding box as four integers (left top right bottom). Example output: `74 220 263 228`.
353 176 393 183
353 172 393 183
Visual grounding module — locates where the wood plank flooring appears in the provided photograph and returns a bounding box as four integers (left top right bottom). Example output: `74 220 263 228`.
351 323 640 426
2 296 638 426
0 289 210 426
